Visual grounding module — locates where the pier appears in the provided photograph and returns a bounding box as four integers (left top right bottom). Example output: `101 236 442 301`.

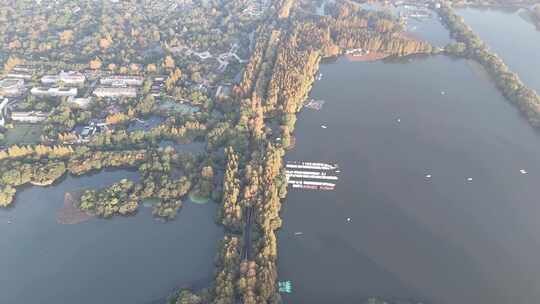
286 161 338 171
285 161 340 191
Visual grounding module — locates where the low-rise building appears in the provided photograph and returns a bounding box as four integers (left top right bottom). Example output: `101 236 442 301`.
41 71 85 85
13 66 36 73
100 75 144 86
150 76 166 97
11 111 48 123
7 73 32 80
93 87 137 98
31 87 78 97
78 121 108 140
67 96 93 108
0 79 25 96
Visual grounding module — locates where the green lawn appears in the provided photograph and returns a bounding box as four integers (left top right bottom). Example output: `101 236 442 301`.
5 124 43 145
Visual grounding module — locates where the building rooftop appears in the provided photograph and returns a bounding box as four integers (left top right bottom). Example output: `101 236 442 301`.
0 78 24 88
93 86 137 97
41 71 86 84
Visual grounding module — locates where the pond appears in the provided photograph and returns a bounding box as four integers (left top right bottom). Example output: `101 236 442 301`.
0 169 222 304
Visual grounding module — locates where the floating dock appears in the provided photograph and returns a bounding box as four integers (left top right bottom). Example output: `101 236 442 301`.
285 161 340 191
286 172 338 180
286 161 338 171
289 180 335 191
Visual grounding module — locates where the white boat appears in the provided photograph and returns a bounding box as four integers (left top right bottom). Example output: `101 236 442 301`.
520 169 528 174
285 170 328 176
294 232 303 236
321 125 327 129
286 162 338 170
288 180 336 187
286 173 339 180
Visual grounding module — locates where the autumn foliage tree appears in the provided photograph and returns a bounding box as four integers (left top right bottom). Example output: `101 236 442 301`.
220 147 243 232
163 55 175 69
3 56 22 73
59 30 74 45
99 35 113 49
89 57 102 70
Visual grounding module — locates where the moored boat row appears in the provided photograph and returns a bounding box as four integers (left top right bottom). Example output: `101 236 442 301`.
285 161 338 171
286 161 340 191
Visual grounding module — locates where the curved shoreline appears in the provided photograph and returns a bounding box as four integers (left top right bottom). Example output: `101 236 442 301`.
56 192 94 224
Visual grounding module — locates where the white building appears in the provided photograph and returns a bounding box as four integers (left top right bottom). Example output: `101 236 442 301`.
31 87 78 97
41 71 85 85
0 78 25 96
11 111 48 123
93 87 137 98
12 66 34 73
67 96 93 108
100 75 144 86
6 73 32 80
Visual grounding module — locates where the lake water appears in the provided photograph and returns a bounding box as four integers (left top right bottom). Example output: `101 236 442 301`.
456 7 540 92
0 170 221 304
278 54 540 304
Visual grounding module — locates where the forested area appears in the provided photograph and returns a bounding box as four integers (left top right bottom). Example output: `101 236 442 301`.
323 2 434 56
0 0 259 66
438 1 540 126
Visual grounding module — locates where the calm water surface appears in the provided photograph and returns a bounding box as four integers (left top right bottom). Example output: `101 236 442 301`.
278 55 540 304
0 170 221 304
456 7 540 92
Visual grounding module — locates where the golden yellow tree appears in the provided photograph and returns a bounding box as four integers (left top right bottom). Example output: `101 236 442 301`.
146 64 157 73
3 56 22 73
107 63 117 72
59 30 74 45
129 63 140 73
106 113 129 125
99 35 112 49
89 58 102 70
163 55 175 69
